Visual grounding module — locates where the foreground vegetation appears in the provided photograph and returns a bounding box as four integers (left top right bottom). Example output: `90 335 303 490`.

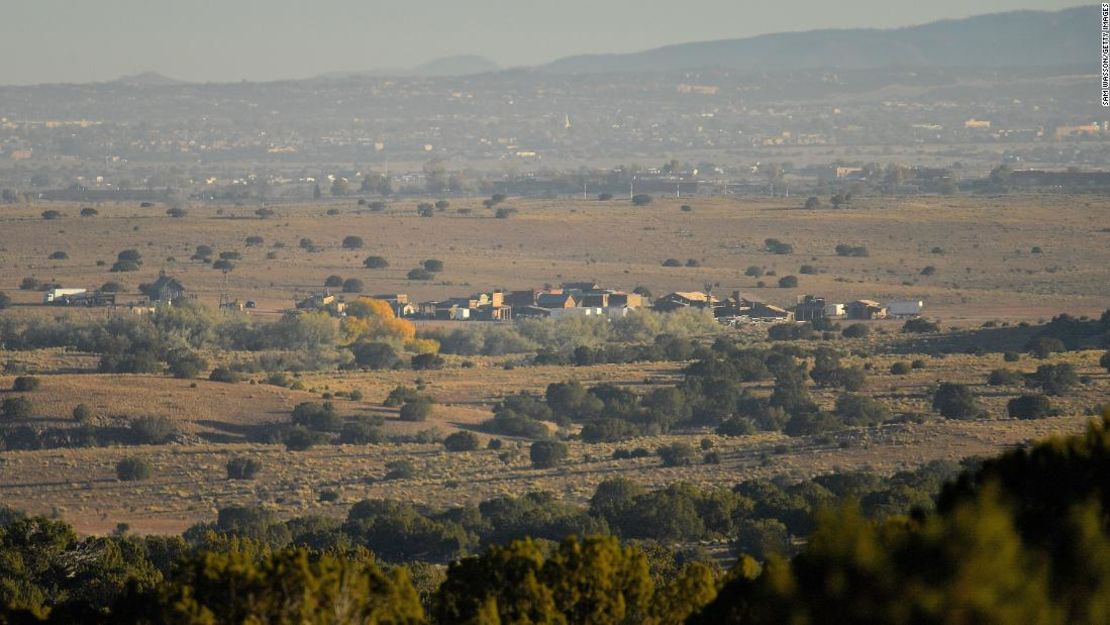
0 411 1106 623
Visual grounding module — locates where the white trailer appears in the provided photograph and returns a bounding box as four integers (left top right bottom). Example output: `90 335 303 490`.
886 300 925 317
44 288 87 303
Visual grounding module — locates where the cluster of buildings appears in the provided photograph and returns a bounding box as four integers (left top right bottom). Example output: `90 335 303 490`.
294 282 647 322
791 295 924 321
293 282 924 327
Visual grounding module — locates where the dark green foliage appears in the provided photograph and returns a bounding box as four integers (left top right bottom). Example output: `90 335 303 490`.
283 426 324 451
1026 335 1065 358
226 456 262 480
734 518 790 560
987 368 1024 386
116 457 153 481
208 366 240 383
407 267 433 280
12 377 40 392
383 460 416 480
902 317 940 333
166 350 207 379
834 243 869 257
932 382 981 419
339 420 383 445
1007 394 1053 420
657 442 697 467
842 323 869 338
834 393 891 426
1026 363 1078 396
362 255 389 269
72 404 92 422
1101 350 1110 372
128 416 177 444
341 278 364 293
399 398 434 422
764 238 793 255
384 385 425 407
717 417 756 436
530 440 568 469
341 235 364 249
777 275 798 288
1 397 33 420
422 259 444 273
411 353 445 370
631 193 653 206
443 431 480 452
889 361 910 375
291 401 341 431
352 341 399 369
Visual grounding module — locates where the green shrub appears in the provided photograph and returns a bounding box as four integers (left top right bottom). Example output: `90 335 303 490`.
339 420 383 444
1025 336 1065 359
72 403 93 422
1 397 33 420
411 353 445 370
530 440 568 469
443 431 480 452
890 362 911 375
931 383 981 419
987 369 1023 386
902 318 940 333
12 376 40 392
1007 395 1053 420
384 460 416 480
209 367 241 383
226 456 263 480
129 416 178 444
116 457 153 481
284 426 323 451
1027 363 1078 396
657 442 697 467
399 399 434 422
292 401 342 431
842 324 869 339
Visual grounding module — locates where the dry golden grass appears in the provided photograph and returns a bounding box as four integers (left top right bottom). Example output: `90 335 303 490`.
2 193 1109 535
0 349 1105 535
1 194 1107 323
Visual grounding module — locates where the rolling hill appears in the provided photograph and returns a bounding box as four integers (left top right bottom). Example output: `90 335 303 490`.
541 6 1092 74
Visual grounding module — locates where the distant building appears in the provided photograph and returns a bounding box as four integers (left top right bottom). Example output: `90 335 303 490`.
793 295 832 321
536 293 577 309
1053 123 1100 140
964 119 991 129
141 275 185 304
653 291 718 312
845 299 887 320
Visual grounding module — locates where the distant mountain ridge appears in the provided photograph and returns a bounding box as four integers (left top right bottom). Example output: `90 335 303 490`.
540 6 1093 74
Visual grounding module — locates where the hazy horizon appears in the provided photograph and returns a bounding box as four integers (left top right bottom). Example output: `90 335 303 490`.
0 0 1088 85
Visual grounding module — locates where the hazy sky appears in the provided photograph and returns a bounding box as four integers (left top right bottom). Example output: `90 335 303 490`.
0 0 1087 84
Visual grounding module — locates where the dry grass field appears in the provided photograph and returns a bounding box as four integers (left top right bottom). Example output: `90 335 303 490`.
1 193 1108 536
1 194 1107 323
0 345 1105 535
